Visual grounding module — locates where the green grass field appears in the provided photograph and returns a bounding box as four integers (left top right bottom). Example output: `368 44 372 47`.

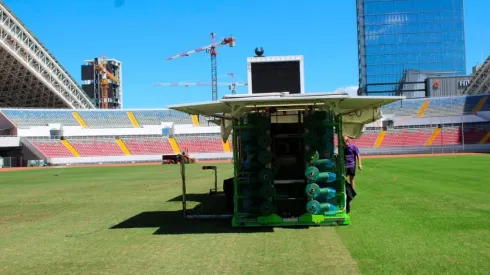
1 155 489 275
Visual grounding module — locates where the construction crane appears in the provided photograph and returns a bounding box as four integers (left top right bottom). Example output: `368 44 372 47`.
94 56 119 109
165 32 236 101
153 73 247 94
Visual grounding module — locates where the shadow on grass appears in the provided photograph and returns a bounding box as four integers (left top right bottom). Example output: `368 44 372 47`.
110 193 274 235
110 211 274 235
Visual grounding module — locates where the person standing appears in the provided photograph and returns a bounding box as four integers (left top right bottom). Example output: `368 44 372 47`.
343 136 362 189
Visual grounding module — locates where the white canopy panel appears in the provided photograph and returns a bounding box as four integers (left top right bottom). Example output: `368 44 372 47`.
167 93 404 139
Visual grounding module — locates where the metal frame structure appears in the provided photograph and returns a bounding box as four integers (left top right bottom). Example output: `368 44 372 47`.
176 154 232 220
83 58 123 109
153 73 247 95
229 108 350 227
168 92 404 227
465 55 490 95
165 32 236 101
0 3 95 109
202 165 219 194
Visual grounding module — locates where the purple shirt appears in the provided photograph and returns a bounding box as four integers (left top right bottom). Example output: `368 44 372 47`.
344 144 359 168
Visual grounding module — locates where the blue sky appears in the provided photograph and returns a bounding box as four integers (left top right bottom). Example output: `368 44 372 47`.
4 0 490 108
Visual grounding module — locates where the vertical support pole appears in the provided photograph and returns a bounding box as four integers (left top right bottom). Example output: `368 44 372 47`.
232 119 239 216
461 116 465 151
180 154 187 219
214 167 218 193
441 124 444 154
336 114 347 211
211 54 218 101
93 58 100 108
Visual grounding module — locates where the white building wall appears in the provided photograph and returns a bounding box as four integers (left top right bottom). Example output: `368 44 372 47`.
17 127 51 137
0 137 20 147
61 126 164 136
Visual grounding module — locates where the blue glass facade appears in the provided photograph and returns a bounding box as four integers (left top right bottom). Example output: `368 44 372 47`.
357 0 466 96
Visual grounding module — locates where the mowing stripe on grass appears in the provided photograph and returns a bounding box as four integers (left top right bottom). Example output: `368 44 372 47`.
152 227 360 275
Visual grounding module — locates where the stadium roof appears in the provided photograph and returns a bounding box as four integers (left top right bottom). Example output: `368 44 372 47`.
464 55 490 95
167 92 404 139
0 3 95 109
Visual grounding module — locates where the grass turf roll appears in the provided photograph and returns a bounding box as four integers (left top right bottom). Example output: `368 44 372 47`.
259 184 276 199
305 183 336 200
259 168 273 184
304 166 337 183
306 200 338 215
260 201 276 216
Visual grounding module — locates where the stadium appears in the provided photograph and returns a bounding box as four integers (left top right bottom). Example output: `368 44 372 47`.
0 2 488 167
0 1 489 274
1 94 489 167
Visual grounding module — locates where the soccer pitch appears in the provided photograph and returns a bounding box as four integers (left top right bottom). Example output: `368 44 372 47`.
1 155 489 275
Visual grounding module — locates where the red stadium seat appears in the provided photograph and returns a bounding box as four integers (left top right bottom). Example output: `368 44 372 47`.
68 138 124 157
121 136 174 155
28 139 74 158
175 134 223 153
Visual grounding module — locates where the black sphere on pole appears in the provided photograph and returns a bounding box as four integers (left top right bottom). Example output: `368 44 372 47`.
255 47 264 57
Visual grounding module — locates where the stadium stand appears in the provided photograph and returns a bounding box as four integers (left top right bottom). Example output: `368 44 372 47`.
382 98 426 117
350 132 378 148
1 95 490 167
423 97 466 117
380 95 489 117
131 110 193 126
28 138 74 158
175 134 224 154
77 111 133 128
67 138 125 157
198 115 215 126
1 109 79 127
463 124 490 144
433 127 461 146
1 96 487 130
381 128 434 147
0 109 201 129
121 136 174 155
354 125 490 148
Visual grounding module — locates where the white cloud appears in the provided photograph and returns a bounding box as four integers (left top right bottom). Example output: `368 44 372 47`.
334 86 359 97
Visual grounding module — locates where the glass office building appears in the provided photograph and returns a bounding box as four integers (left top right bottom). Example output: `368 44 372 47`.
356 0 466 97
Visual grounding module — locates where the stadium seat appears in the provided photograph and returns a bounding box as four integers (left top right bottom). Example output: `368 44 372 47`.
198 115 214 126
381 128 434 147
424 97 466 117
68 138 125 156
131 110 193 126
463 124 490 144
462 96 484 114
1 110 79 128
381 99 426 117
28 138 74 157
350 131 379 148
475 96 490 112
433 127 461 145
121 136 174 155
77 111 133 128
380 96 486 118
5 94 490 162
175 134 223 153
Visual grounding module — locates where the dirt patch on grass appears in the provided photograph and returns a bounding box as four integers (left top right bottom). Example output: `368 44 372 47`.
0 159 232 172
0 153 484 172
